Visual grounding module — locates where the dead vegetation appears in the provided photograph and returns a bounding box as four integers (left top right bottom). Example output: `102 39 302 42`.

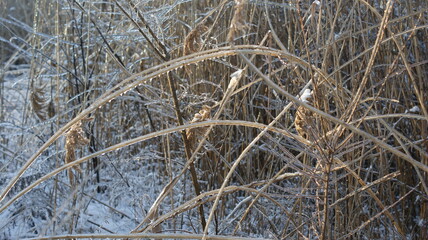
0 0 427 239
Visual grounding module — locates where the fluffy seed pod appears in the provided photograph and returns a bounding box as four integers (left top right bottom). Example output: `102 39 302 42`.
186 105 211 150
295 89 316 141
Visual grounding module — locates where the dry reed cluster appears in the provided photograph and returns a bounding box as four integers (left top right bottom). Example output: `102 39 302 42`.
0 0 427 239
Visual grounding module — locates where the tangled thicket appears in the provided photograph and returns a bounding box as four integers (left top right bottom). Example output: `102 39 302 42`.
0 0 427 239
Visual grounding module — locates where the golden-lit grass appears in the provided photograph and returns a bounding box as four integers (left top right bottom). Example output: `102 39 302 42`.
0 0 427 239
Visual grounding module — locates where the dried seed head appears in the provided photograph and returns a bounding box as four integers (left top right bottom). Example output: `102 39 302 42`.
186 106 211 150
184 24 208 56
227 0 247 43
30 84 48 121
295 89 315 141
64 118 93 184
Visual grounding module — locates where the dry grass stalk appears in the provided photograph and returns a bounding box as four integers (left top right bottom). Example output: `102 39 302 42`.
47 100 56 119
294 86 336 238
64 117 93 185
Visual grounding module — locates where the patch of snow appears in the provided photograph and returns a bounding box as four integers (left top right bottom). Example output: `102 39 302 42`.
407 106 420 113
299 89 312 103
